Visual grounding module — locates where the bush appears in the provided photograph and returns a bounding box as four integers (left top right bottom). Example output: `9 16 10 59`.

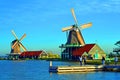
86 59 102 65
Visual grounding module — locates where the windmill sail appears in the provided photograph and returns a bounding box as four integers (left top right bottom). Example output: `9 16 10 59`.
76 30 85 46
11 30 18 40
80 23 92 30
19 42 27 51
71 8 78 25
19 34 26 41
62 26 73 32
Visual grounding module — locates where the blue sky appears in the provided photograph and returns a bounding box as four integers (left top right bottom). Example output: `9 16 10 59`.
0 0 120 55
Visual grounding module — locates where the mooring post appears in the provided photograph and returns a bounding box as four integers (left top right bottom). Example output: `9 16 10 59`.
50 61 52 67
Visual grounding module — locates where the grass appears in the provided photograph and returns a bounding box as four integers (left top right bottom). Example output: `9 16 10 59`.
0 57 120 66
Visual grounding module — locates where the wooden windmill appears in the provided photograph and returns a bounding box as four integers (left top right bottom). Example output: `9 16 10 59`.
10 30 27 54
62 8 92 46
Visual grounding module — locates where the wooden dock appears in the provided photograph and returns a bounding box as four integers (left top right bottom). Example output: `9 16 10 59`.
49 61 120 73
49 65 103 73
103 65 120 71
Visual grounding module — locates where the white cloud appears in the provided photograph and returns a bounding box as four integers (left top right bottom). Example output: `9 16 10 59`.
74 0 120 13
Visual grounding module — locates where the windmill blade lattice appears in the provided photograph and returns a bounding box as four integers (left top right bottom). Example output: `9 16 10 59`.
11 30 19 40
62 26 73 32
71 8 78 25
19 34 26 41
79 22 92 30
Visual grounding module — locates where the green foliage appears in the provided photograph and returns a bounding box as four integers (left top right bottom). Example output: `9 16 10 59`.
40 51 60 59
0 57 5 60
86 60 102 65
86 58 120 65
108 52 117 58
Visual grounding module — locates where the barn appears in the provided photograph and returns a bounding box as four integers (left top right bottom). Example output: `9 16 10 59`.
19 50 47 59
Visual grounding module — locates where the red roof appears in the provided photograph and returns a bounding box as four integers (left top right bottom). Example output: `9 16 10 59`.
72 44 95 56
20 51 43 57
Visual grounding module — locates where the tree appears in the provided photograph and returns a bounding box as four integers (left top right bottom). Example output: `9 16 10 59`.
114 41 120 56
115 40 120 47
108 52 114 58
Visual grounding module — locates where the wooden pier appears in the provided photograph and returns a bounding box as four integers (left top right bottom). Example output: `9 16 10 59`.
103 65 120 71
49 61 120 73
49 65 103 73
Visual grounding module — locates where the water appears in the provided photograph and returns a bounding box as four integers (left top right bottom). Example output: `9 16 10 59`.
0 60 120 80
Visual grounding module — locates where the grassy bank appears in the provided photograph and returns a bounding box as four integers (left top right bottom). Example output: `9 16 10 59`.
1 57 120 66
86 59 120 65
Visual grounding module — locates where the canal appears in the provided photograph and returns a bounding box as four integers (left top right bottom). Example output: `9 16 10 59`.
0 60 119 80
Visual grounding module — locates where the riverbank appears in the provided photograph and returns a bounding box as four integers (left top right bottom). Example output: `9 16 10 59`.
0 57 120 66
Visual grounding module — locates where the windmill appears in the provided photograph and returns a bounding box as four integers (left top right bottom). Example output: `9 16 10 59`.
60 8 92 60
10 30 27 54
62 8 92 46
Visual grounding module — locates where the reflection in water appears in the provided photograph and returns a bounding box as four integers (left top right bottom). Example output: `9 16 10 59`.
0 60 120 80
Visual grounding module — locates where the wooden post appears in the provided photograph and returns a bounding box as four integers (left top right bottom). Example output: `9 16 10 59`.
50 61 52 67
